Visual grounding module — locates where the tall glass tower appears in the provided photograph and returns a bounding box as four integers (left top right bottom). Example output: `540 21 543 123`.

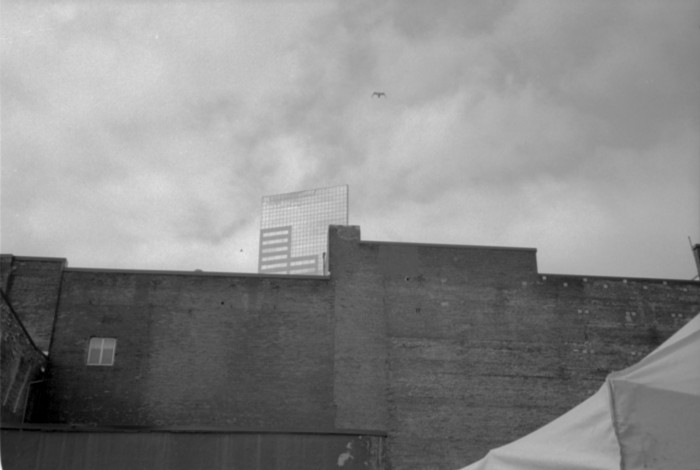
258 185 349 275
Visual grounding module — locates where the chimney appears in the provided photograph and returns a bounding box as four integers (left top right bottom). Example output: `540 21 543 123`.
693 244 700 280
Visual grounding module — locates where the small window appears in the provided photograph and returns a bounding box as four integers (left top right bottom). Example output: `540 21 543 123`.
87 337 116 366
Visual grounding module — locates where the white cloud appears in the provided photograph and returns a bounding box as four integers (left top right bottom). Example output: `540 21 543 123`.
1 1 698 279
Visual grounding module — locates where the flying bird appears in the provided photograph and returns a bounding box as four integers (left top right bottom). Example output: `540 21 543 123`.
371 92 386 98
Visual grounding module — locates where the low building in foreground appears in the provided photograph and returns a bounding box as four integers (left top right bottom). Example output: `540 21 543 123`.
2 226 699 469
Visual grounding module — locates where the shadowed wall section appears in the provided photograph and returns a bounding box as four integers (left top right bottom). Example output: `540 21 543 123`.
0 255 65 353
1 430 384 470
3 226 699 470
1 294 47 424
43 272 336 430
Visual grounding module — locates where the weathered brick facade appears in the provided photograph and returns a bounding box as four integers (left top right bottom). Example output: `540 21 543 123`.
1 291 47 424
44 271 336 430
329 226 699 468
1 227 698 470
0 255 65 353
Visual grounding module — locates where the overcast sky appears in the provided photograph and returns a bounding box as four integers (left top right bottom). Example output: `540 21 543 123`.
2 1 699 279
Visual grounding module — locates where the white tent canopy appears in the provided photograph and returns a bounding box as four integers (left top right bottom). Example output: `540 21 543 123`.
460 313 700 470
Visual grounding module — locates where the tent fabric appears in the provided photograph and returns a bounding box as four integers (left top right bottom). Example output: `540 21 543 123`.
608 314 700 470
460 314 700 470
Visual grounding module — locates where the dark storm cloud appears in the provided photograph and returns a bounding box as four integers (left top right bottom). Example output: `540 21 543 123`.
1 1 698 278
389 0 518 39
295 0 699 278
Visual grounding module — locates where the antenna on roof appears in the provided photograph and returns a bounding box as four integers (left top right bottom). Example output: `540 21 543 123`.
689 236 700 280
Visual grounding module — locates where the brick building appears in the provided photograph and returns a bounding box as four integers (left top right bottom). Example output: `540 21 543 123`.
2 226 699 470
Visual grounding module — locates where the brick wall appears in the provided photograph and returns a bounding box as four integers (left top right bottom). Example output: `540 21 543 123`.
1 294 47 424
8 227 700 470
43 270 337 431
330 226 388 432
0 256 66 352
329 226 700 470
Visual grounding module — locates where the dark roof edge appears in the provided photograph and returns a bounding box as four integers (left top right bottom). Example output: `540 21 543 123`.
1 255 67 264
63 267 330 279
1 423 386 436
538 272 700 285
359 240 537 252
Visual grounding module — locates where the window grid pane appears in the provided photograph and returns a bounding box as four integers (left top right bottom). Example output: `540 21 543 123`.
102 346 115 366
87 337 116 366
87 341 101 365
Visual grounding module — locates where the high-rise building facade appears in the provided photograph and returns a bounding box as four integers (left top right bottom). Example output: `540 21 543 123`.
258 185 348 275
